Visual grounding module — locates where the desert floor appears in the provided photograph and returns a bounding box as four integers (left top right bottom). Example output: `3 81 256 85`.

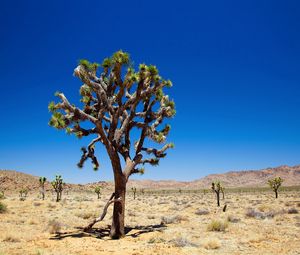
1 189 300 255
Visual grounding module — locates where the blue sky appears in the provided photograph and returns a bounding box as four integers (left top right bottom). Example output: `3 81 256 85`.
0 0 300 183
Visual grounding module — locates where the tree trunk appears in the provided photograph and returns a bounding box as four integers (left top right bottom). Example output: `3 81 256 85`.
56 192 60 202
110 172 126 239
217 192 220 207
275 190 278 199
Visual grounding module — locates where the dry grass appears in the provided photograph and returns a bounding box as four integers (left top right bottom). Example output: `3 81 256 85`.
207 220 229 232
0 190 300 254
203 238 221 249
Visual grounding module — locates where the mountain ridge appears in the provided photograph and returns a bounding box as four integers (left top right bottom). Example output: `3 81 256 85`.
1 164 299 191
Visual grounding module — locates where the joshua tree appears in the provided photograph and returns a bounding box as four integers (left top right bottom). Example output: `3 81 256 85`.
39 177 47 200
51 175 65 202
0 191 4 199
19 188 28 198
95 186 101 199
220 186 225 200
48 50 175 239
211 181 223 207
268 177 283 198
131 187 137 200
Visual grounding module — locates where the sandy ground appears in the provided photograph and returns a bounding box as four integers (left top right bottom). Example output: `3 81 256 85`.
1 189 300 255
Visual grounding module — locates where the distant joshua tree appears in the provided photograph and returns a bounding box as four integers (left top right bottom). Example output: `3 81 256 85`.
268 177 283 198
19 188 28 198
95 186 101 199
211 181 223 207
51 175 65 202
221 186 225 200
39 177 47 200
131 187 137 200
48 50 175 239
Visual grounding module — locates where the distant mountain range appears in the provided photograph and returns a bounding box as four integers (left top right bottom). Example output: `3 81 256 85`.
1 165 300 192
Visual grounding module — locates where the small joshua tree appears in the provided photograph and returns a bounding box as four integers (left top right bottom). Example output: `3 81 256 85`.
0 191 4 200
19 188 28 198
211 181 223 207
131 187 137 200
39 177 47 200
51 175 65 202
268 177 283 198
48 50 175 238
95 186 101 199
221 186 225 200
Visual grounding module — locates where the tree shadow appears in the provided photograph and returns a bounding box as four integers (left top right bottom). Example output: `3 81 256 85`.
50 223 167 240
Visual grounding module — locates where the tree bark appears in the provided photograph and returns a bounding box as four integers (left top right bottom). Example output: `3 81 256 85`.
110 172 126 239
275 190 278 199
217 192 220 207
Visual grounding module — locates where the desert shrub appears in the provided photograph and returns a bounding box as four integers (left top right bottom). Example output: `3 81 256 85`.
169 236 198 247
148 237 166 244
33 202 42 207
246 208 283 219
195 209 209 215
75 211 95 219
19 188 28 198
0 202 7 213
47 220 62 234
245 208 265 219
161 215 187 224
297 202 300 208
227 215 240 223
3 235 20 242
207 220 228 232
288 208 299 214
203 238 221 249
0 191 5 199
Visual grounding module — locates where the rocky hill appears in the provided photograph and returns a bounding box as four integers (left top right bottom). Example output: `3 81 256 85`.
0 165 299 192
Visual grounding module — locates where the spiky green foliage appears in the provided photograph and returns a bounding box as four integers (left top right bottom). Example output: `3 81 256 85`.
48 112 66 129
51 175 65 202
268 177 283 198
112 50 130 65
79 59 100 72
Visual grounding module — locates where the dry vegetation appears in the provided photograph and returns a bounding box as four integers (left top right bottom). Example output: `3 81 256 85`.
0 188 300 255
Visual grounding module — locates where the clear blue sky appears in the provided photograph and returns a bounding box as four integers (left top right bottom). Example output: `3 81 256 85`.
1 0 300 183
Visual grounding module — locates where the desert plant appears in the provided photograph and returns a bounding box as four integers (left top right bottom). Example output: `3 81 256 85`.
47 219 62 234
51 175 65 202
19 188 28 198
207 220 228 232
39 176 47 200
48 50 175 239
0 201 7 213
131 187 137 200
221 186 225 199
94 186 101 199
0 191 5 199
211 181 223 207
268 177 283 198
